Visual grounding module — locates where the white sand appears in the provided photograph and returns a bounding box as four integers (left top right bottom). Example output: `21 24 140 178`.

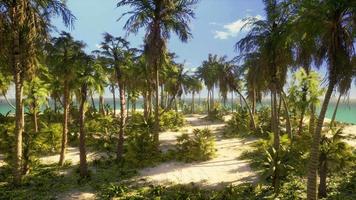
139 114 258 187
39 147 105 166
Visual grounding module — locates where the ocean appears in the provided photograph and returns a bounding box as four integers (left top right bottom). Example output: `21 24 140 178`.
0 98 355 124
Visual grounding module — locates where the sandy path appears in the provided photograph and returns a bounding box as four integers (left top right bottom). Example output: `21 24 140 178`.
342 125 356 147
39 147 105 166
140 115 258 187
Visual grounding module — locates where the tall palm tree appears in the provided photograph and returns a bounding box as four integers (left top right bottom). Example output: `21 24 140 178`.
47 32 85 166
296 1 356 199
0 0 74 184
96 33 133 160
117 0 198 146
196 54 219 113
188 76 203 113
75 53 103 178
237 0 293 192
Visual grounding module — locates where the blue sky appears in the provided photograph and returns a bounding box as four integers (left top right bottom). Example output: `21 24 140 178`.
53 0 264 67
51 0 355 99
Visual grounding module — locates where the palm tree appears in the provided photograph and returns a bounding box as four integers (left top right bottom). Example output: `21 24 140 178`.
196 54 219 113
96 33 134 160
296 1 356 198
0 0 74 183
117 0 198 146
318 128 354 198
75 53 101 178
47 32 85 166
188 76 203 113
237 0 293 192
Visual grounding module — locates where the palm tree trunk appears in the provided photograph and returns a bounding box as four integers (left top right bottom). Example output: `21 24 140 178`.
90 94 96 112
308 104 315 132
79 84 88 178
211 87 214 110
127 92 130 116
192 91 195 113
252 88 256 115
154 65 160 146
318 153 327 198
198 92 201 109
112 84 116 116
13 71 24 184
330 93 341 127
160 84 164 108
143 92 148 120
207 90 210 113
307 80 335 200
148 89 152 116
12 16 25 183
297 86 308 135
59 81 70 166
99 95 105 115
281 92 292 140
117 82 126 160
271 86 280 193
231 91 234 112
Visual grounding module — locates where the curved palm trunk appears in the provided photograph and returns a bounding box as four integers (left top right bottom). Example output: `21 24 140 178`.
117 82 126 160
318 152 327 198
59 81 70 166
330 93 342 127
309 104 316 136
307 81 335 200
79 84 88 178
234 89 256 130
2 91 16 110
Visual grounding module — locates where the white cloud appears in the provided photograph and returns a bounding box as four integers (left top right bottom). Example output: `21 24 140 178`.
213 15 263 40
95 44 102 49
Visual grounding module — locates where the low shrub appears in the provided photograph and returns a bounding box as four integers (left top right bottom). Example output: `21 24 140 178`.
224 106 251 137
176 128 216 162
160 110 185 131
33 123 63 154
125 114 159 168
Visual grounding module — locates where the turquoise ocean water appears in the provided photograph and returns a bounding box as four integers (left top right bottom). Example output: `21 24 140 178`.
0 98 355 124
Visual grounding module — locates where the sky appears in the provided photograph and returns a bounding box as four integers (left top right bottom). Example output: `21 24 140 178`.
52 0 264 68
50 0 271 98
4 0 355 99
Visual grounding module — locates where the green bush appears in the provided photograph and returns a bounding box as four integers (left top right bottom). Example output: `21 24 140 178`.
125 113 159 167
160 110 185 131
224 106 251 137
33 123 63 154
176 128 216 162
84 114 119 152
